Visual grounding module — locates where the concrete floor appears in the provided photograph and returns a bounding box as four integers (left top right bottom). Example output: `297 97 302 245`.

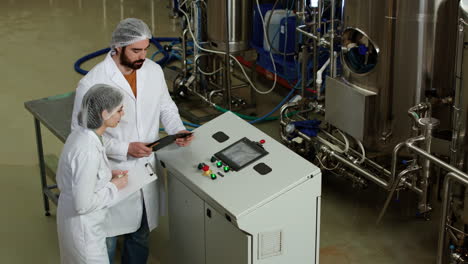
0 0 439 263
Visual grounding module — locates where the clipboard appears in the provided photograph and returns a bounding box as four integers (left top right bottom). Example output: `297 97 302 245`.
109 162 157 207
146 132 193 151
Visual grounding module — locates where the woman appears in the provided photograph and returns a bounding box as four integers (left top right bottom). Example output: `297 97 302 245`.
56 84 128 264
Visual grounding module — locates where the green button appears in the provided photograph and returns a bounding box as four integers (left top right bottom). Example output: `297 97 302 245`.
210 156 217 162
216 161 223 168
197 163 204 170
210 174 217 180
223 166 230 172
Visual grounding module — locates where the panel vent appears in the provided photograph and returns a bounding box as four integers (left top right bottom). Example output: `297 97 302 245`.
258 230 283 259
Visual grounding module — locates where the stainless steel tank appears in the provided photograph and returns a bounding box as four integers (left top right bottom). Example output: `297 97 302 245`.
206 0 252 53
451 0 468 169
326 0 458 152
462 0 468 17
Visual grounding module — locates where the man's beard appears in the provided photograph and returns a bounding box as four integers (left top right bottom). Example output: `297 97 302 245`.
120 49 145 70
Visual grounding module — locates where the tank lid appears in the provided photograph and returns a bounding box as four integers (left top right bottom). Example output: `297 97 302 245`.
461 0 468 19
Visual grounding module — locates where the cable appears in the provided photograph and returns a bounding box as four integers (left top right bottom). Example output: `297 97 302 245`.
265 0 296 56
317 129 349 154
316 155 339 171
197 66 223 76
336 129 349 153
253 0 278 94
354 136 366 164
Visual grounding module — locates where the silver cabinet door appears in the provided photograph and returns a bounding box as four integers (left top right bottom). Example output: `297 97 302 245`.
168 174 206 264
205 204 252 264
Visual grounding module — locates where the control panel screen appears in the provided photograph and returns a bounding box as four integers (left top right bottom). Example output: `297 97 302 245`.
215 137 268 171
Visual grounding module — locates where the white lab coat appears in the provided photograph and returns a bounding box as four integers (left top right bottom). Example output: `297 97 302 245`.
57 128 118 264
71 52 185 236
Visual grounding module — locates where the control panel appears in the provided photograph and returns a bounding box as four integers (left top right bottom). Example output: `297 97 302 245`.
196 137 269 180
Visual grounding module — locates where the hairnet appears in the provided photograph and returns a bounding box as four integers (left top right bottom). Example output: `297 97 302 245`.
110 18 152 50
78 84 124 129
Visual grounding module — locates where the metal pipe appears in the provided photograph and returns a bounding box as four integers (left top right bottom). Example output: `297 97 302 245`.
185 83 215 107
318 0 322 32
390 141 410 186
376 165 422 224
408 103 429 132
320 129 391 176
296 25 324 43
280 107 394 179
209 81 249 90
450 19 466 167
406 139 466 177
329 0 335 77
296 24 328 45
320 134 424 193
447 228 459 245
326 148 389 189
224 0 232 110
280 104 424 193
312 7 318 95
301 44 309 98
296 0 306 21
419 118 438 213
437 172 468 264
280 102 299 124
182 28 189 77
280 116 425 194
192 0 201 93
208 89 223 103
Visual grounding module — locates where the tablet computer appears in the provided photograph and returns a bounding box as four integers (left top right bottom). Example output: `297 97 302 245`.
146 132 193 151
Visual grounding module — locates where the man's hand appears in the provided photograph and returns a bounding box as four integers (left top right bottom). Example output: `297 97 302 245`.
128 142 152 158
175 130 194 147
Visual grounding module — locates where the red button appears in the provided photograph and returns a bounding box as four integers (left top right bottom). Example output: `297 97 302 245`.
202 165 210 171
259 139 266 144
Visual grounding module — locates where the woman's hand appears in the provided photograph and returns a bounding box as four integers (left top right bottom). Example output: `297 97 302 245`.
112 170 128 178
111 170 128 190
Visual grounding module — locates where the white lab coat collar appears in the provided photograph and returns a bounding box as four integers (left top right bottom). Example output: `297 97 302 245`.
103 52 136 101
81 127 111 168
76 127 105 151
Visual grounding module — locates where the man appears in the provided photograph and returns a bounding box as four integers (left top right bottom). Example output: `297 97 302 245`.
71 18 193 264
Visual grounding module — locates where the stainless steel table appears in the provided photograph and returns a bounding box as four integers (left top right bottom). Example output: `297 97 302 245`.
24 92 74 216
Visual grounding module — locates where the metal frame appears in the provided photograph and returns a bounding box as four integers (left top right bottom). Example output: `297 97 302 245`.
24 93 74 216
33 118 59 216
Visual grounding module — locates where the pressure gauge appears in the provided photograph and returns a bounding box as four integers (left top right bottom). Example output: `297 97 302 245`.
285 123 296 135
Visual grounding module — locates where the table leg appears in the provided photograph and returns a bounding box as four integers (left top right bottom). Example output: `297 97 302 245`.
34 118 51 216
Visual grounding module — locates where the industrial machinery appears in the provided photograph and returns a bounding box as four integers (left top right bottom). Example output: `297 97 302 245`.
157 112 321 264
170 0 468 263
284 0 458 210
171 0 260 123
284 0 468 263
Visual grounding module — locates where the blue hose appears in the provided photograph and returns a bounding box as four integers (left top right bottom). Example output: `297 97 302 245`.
74 37 181 75
249 79 301 124
183 120 201 128
74 47 110 75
